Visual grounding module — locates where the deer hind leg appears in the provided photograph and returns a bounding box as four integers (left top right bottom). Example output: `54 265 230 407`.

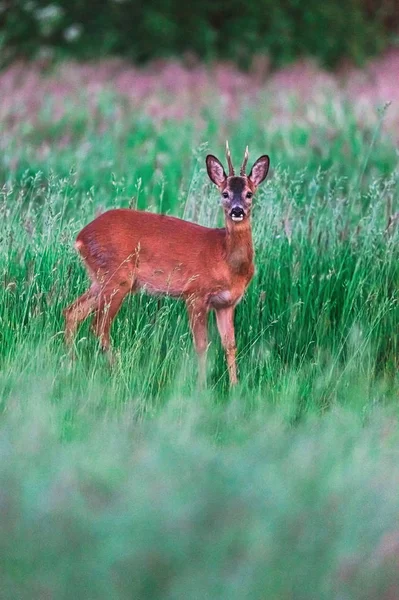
64 242 103 348
91 279 132 353
186 298 209 387
64 286 99 347
215 306 238 386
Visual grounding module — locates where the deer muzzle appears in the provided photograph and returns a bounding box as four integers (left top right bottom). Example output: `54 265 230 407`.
230 206 245 221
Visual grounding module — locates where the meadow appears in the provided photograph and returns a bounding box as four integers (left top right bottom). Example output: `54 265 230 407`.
1 59 399 598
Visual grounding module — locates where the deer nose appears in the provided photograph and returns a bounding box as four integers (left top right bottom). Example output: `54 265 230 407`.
230 206 245 221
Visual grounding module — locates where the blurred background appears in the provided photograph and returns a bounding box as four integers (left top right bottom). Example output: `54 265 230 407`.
1 0 398 68
1 0 399 186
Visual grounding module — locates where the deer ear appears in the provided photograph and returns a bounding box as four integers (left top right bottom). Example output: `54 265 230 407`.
206 155 227 188
248 155 270 187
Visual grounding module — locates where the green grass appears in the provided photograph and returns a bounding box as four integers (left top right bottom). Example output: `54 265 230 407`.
1 87 399 597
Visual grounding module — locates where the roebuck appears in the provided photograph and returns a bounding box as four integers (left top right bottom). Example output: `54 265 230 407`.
64 144 270 385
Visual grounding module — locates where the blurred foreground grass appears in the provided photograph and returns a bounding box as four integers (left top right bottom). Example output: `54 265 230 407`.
1 72 399 597
2 388 399 599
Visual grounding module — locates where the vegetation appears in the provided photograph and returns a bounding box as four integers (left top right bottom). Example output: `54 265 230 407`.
1 71 399 597
1 0 398 68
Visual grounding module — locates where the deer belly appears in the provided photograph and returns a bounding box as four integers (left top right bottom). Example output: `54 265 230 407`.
209 290 244 308
135 264 197 297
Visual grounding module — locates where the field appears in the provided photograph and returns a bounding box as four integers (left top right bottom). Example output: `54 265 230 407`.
1 58 399 598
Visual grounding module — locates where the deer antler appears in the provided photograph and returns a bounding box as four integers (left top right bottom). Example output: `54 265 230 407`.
225 140 235 176
240 146 249 176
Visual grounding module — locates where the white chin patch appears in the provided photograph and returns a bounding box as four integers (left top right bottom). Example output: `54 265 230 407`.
231 215 244 222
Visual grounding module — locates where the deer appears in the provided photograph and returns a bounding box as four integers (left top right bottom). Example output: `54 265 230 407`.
64 144 270 386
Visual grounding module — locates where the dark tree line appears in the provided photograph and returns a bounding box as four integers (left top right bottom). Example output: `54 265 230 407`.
1 0 397 68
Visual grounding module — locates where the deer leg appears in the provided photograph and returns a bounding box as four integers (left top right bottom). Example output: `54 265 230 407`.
64 287 98 346
91 281 131 354
186 299 209 387
215 306 238 386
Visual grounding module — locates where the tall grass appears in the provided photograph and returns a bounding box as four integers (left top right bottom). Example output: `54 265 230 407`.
1 84 399 597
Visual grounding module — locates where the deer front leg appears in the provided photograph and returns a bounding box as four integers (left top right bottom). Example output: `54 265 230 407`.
215 306 237 385
186 298 209 387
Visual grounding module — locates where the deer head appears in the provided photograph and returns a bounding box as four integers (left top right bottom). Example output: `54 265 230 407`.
206 142 270 223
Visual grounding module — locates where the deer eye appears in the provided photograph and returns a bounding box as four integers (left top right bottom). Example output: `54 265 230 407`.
246 192 253 199
222 192 229 199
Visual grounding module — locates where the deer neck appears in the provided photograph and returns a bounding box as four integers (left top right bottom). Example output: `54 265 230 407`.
225 219 254 275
